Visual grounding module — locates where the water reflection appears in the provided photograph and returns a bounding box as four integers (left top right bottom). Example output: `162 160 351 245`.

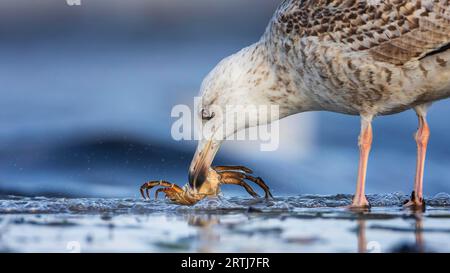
183 210 430 253
186 214 221 252
413 212 425 253
355 211 425 253
356 218 367 253
2 196 449 252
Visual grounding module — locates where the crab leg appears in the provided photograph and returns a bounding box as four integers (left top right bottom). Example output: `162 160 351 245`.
140 180 183 199
213 166 253 174
213 166 273 198
220 176 260 198
154 188 166 200
218 171 273 199
242 175 274 199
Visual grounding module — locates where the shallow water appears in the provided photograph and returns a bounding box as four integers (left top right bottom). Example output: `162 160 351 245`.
1 193 450 253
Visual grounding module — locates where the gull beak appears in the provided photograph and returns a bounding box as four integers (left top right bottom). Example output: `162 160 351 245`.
188 139 221 190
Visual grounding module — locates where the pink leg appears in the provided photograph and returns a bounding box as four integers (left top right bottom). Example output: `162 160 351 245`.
405 111 430 209
351 116 373 208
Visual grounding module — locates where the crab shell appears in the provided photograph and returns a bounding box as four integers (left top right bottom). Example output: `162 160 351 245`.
185 167 222 198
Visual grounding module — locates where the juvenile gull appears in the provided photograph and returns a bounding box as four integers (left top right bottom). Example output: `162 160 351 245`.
188 0 450 209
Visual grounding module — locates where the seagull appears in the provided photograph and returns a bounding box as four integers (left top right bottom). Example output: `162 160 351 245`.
188 0 450 209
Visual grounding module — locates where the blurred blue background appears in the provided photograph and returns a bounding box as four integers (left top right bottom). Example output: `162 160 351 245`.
0 0 449 198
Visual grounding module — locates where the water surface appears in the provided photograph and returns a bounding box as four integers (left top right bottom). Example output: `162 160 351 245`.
1 193 450 253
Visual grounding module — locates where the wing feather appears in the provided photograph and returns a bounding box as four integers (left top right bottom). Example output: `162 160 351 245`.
266 0 450 65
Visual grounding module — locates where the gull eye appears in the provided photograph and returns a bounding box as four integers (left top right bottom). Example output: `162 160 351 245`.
201 109 215 121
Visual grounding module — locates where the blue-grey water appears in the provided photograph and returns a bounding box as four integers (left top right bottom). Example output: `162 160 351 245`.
1 0 450 253
1 194 450 252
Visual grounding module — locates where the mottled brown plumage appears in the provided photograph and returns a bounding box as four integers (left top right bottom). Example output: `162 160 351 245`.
263 0 450 116
271 0 450 64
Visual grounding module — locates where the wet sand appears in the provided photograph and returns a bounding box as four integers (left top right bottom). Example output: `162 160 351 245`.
1 193 450 252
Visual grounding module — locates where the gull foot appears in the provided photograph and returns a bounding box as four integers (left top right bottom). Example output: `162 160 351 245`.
403 191 426 212
347 195 371 211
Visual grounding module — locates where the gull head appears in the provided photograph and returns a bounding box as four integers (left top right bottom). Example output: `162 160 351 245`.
188 43 280 190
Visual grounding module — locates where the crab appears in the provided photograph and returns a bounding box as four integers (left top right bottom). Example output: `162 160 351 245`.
140 165 273 205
